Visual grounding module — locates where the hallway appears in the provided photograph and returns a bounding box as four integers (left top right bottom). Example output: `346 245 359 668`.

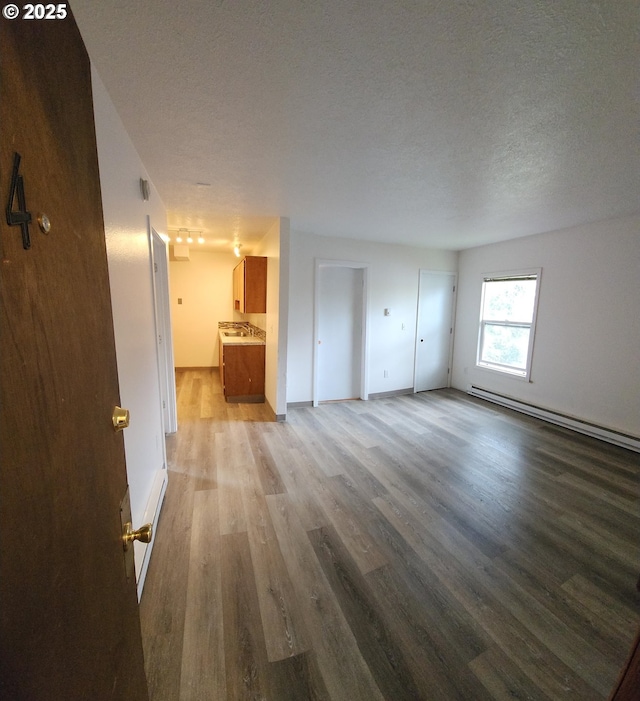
139 369 639 700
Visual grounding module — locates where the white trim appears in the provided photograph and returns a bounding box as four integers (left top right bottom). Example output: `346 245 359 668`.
134 465 168 598
313 259 369 407
467 385 640 453
476 268 542 382
276 220 290 420
149 223 178 433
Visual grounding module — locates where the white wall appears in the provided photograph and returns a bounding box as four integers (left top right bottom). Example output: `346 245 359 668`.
169 250 237 367
91 67 169 590
287 231 458 404
251 218 289 418
451 215 640 438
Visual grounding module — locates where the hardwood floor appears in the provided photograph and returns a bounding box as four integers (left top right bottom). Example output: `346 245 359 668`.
139 369 640 700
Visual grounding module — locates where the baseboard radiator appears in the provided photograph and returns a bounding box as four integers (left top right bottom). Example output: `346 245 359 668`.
467 385 640 453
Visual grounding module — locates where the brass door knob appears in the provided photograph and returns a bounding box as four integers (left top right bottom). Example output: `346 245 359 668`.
112 406 130 432
122 522 153 551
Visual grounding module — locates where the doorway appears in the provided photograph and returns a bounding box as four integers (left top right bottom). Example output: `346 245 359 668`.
414 270 457 392
150 225 177 434
1 15 148 698
314 261 368 406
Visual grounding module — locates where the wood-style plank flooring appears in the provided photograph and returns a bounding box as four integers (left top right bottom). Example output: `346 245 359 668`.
140 369 640 700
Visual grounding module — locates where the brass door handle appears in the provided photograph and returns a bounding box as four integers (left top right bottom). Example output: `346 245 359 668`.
122 522 153 551
112 406 130 432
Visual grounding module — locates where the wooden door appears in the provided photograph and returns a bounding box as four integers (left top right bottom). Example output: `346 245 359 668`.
243 256 267 313
608 624 640 700
0 13 148 701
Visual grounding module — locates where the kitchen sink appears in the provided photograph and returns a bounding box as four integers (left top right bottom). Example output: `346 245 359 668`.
224 331 248 337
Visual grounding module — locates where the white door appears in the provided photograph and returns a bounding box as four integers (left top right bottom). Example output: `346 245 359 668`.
317 266 364 402
414 271 456 392
150 227 177 433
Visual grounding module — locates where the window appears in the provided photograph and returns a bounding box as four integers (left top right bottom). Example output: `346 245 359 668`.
477 270 541 379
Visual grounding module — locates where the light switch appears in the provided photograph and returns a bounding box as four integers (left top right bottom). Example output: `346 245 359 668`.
178 298 183 305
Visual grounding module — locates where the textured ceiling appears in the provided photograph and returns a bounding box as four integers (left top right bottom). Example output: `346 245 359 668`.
71 0 639 251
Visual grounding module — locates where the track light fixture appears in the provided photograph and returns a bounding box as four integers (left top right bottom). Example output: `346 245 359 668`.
168 228 204 245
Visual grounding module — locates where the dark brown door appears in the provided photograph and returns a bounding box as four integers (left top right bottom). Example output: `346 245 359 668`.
0 12 148 701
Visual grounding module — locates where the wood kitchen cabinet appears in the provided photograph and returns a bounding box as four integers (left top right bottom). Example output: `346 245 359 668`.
233 256 267 313
219 343 265 402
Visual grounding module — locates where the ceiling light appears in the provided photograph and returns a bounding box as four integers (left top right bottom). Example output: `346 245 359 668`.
170 227 203 246
233 242 242 257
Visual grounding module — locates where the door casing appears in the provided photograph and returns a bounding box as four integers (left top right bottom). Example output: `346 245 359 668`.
414 270 457 392
149 224 177 434
313 259 369 407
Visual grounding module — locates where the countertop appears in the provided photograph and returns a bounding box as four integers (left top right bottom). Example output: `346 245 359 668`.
219 329 265 346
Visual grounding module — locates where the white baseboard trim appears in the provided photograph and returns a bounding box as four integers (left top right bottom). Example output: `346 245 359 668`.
134 466 168 599
287 400 313 409
369 387 414 400
467 385 640 453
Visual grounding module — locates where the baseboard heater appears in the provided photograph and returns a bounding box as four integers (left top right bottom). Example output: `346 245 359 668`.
467 385 640 453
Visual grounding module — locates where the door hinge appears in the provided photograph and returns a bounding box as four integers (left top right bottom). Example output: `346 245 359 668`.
154 262 158 272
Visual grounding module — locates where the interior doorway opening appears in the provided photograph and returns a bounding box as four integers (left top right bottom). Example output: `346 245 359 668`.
313 260 369 407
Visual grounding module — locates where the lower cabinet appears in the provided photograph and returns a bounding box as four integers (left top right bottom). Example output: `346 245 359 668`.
219 343 265 402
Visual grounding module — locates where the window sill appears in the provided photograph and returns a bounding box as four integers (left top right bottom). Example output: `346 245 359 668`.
476 363 531 382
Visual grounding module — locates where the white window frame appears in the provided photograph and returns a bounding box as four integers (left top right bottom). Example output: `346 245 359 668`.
476 268 541 381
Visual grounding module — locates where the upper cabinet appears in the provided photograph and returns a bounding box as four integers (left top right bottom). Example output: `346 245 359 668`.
233 256 267 313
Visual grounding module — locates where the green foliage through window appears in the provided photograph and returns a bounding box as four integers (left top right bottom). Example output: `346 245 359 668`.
477 273 539 378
